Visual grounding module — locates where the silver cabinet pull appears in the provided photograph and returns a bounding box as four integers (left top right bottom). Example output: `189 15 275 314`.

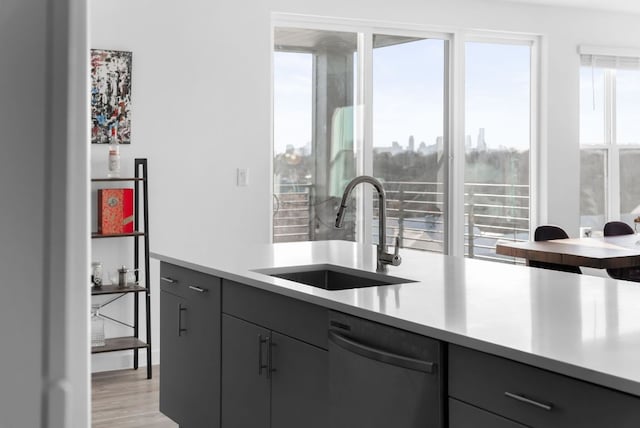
504 392 553 411
258 335 268 375
161 276 177 283
178 304 187 336
267 336 276 379
188 285 207 293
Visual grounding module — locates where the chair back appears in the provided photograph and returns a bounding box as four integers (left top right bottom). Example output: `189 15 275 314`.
603 221 634 237
529 225 582 274
534 225 569 242
603 221 638 281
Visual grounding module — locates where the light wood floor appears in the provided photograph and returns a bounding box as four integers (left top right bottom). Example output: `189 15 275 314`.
92 366 177 428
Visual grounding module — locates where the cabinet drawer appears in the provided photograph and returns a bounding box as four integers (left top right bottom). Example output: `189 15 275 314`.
222 279 328 349
160 262 220 298
448 345 640 428
449 399 526 428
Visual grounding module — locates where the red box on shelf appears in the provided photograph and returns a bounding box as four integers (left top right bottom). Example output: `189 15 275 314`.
98 188 134 234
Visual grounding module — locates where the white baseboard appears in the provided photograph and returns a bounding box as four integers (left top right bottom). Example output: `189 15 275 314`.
91 348 160 373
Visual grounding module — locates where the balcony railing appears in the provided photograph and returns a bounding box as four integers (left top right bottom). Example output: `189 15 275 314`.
273 181 529 263
273 183 313 243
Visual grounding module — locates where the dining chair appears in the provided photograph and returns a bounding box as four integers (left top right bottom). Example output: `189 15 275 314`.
529 225 582 274
603 221 634 237
603 221 640 281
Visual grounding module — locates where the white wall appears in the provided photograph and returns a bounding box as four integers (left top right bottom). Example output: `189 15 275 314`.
90 0 640 369
1 0 89 426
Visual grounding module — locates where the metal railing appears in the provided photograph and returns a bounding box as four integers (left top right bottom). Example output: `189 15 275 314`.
273 183 313 243
273 181 529 263
463 182 529 263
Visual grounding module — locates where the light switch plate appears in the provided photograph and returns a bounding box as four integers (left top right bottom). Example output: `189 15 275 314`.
237 168 248 187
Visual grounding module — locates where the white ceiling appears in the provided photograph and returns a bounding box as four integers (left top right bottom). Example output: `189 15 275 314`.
497 0 640 14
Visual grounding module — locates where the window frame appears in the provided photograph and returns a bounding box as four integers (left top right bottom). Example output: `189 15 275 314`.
271 14 541 259
459 34 540 258
579 48 640 224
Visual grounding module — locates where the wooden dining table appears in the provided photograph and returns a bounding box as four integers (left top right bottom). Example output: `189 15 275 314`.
496 233 640 269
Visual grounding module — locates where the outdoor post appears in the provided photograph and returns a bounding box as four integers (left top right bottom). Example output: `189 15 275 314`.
399 184 405 247
467 186 475 258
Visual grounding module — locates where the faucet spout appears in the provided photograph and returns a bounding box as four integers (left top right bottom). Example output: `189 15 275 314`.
335 176 384 227
335 175 401 272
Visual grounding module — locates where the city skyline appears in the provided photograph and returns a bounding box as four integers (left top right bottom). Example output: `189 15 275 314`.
277 127 526 157
274 39 532 155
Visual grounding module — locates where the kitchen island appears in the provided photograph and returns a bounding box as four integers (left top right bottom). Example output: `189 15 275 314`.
152 240 640 427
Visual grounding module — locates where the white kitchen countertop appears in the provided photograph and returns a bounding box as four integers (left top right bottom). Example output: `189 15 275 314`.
152 240 640 397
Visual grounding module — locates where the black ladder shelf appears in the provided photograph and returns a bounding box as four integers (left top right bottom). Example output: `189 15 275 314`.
91 158 152 379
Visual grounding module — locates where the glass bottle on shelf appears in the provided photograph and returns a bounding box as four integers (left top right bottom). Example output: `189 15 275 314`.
91 304 105 347
107 127 120 178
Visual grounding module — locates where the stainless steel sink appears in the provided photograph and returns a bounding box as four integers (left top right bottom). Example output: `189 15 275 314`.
254 264 415 290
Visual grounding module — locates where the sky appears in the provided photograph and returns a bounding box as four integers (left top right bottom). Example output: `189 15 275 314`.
372 38 444 150
273 38 532 155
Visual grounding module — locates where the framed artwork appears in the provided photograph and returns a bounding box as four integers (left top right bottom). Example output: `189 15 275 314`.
91 49 133 144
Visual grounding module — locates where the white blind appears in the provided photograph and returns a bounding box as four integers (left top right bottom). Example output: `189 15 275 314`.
580 54 640 70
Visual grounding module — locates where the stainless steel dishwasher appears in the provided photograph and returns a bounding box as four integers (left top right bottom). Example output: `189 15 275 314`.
328 311 443 428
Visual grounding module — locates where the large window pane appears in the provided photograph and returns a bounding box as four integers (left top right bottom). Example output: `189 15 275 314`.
465 42 531 261
273 28 358 243
616 69 640 223
580 58 640 229
372 35 447 253
619 149 640 224
617 69 640 145
580 66 606 145
580 149 607 229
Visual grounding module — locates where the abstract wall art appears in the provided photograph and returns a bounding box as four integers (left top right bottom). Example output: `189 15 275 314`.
91 49 133 144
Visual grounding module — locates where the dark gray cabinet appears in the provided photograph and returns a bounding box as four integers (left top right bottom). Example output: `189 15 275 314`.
221 314 328 428
448 344 640 428
159 263 221 428
448 399 527 428
221 279 328 428
220 314 270 428
159 290 186 423
270 331 328 428
222 314 328 428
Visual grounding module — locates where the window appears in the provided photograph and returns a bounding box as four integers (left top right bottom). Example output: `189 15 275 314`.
273 28 358 243
580 53 640 229
372 35 447 253
272 19 538 263
465 41 533 262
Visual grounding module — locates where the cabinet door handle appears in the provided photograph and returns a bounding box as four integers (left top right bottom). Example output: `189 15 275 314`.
161 276 177 284
178 304 187 336
188 285 207 293
258 335 268 376
267 336 276 379
504 392 553 411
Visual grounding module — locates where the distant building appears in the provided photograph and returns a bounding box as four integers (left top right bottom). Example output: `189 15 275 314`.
374 140 404 155
417 137 442 156
477 128 487 152
418 141 428 154
408 135 415 152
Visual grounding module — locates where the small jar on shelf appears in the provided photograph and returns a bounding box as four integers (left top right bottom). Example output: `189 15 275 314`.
91 261 103 288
